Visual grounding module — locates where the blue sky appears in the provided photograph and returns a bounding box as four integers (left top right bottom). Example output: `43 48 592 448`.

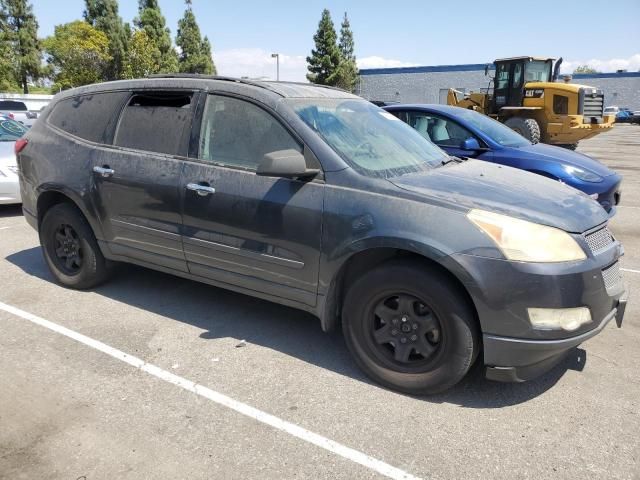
34 0 640 81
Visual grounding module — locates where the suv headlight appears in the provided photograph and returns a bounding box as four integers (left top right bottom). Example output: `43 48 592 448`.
467 209 586 262
564 165 603 183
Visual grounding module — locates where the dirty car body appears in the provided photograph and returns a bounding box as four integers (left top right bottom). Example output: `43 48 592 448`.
17 77 627 393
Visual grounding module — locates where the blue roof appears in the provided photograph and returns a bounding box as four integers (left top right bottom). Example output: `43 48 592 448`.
359 62 640 79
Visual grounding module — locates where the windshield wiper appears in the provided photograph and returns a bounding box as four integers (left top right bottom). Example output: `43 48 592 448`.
441 155 465 166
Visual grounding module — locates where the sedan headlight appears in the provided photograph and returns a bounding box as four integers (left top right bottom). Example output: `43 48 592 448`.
564 165 603 183
467 209 586 262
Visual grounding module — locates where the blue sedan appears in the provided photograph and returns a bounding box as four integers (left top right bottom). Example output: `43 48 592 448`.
383 104 622 213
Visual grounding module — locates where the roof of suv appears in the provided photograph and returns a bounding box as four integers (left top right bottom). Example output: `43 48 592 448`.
53 75 359 103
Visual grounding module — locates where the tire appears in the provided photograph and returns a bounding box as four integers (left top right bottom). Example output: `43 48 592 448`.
342 259 479 395
558 143 578 151
504 117 541 144
40 203 112 289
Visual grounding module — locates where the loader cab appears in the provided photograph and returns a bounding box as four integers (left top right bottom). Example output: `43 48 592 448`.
491 57 554 112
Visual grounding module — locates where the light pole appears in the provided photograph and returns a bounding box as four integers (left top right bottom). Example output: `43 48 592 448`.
271 53 280 81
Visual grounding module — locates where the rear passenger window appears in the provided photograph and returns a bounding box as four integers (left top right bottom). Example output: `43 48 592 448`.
48 92 129 143
199 95 301 170
114 91 194 156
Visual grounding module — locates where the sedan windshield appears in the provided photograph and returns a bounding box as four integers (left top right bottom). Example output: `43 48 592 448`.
0 118 28 142
452 109 531 148
288 98 448 178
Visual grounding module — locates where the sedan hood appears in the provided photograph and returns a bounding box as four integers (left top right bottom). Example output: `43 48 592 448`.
516 143 613 177
0 141 16 167
390 160 608 233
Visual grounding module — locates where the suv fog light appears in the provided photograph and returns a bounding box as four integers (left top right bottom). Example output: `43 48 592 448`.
528 307 592 331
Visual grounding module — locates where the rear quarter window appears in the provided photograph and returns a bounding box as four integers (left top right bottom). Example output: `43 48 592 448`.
113 91 194 156
48 92 129 144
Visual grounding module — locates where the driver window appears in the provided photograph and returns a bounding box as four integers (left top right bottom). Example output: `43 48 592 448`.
199 95 301 170
406 112 475 147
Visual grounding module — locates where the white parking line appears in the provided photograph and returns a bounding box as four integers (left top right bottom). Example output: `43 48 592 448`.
622 268 640 274
0 226 12 230
0 301 421 480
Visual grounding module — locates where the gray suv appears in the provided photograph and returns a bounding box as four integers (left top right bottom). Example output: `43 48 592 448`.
16 76 627 394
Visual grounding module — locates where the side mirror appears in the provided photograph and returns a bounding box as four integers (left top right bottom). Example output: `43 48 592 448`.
461 137 481 151
257 149 319 179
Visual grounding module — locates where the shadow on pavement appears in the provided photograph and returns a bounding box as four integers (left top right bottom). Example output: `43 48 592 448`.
6 246 585 409
0 205 23 218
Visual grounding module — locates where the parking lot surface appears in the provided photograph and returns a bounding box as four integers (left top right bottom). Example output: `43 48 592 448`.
1 125 638 480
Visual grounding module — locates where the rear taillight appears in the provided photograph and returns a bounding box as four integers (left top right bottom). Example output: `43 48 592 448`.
14 138 28 155
8 112 14 120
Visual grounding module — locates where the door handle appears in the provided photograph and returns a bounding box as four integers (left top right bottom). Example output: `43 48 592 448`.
93 166 115 178
186 183 216 196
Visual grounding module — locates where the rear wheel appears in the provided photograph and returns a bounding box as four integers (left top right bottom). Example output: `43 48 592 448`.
342 260 479 395
558 143 578 150
40 203 112 289
504 117 541 144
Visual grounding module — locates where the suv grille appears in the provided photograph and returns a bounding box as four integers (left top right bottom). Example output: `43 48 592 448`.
584 226 614 254
582 93 604 118
601 262 623 293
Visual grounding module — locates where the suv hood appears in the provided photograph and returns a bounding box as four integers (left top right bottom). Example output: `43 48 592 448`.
514 143 614 177
390 160 608 233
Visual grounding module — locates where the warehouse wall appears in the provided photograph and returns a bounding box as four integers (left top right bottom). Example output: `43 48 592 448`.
357 65 640 110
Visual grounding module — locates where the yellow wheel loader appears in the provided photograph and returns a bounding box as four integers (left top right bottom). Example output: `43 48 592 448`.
447 57 614 149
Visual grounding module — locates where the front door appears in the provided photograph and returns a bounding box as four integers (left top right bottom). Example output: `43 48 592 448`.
91 90 197 272
180 94 324 306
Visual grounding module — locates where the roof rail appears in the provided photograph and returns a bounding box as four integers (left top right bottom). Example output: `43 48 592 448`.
145 74 349 95
145 73 278 93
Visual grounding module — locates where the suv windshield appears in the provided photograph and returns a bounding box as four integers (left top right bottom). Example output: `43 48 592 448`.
0 117 28 141
288 98 448 178
452 109 531 148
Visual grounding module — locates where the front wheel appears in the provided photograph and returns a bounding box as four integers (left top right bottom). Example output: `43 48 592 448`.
504 117 541 144
342 260 479 395
40 203 112 289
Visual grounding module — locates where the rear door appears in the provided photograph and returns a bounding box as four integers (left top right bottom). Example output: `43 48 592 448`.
180 94 324 306
91 90 197 272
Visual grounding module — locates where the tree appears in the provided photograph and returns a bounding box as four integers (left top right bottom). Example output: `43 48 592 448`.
175 0 215 74
122 30 158 79
43 21 111 89
306 9 341 86
135 0 178 73
573 65 599 74
83 0 129 80
200 36 216 75
0 6 17 91
335 12 358 92
1 0 42 93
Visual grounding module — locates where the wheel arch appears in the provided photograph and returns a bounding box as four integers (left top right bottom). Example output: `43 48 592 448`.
319 241 480 335
36 186 104 240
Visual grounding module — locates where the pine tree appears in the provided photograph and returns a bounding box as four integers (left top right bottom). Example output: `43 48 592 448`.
135 0 178 73
200 36 216 75
1 0 42 93
306 9 341 86
176 0 214 74
84 0 129 80
335 12 358 92
0 5 17 90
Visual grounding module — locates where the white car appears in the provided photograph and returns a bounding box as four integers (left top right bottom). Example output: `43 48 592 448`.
0 116 28 205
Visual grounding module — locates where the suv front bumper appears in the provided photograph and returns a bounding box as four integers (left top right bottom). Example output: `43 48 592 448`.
484 288 627 382
447 235 626 382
